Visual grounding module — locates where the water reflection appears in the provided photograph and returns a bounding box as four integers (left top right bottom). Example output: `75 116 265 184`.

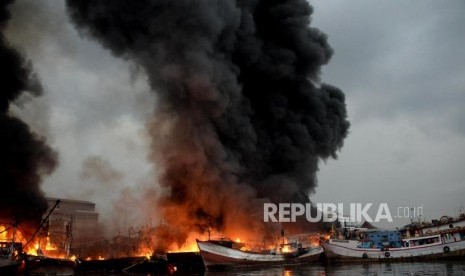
201 261 465 276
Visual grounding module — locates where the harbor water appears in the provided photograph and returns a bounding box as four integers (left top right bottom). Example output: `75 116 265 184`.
200 262 465 275
69 261 465 276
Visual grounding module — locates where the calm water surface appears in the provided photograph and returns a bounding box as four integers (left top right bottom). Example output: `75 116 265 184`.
72 262 465 276
200 262 465 276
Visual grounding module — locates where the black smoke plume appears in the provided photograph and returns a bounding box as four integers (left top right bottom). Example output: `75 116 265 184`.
0 0 57 229
66 0 349 243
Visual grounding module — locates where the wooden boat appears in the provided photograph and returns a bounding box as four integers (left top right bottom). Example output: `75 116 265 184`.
0 240 22 274
196 238 323 270
323 227 465 261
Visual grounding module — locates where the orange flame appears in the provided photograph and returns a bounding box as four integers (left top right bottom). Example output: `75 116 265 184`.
0 224 70 260
166 233 202 253
0 225 8 240
281 245 290 253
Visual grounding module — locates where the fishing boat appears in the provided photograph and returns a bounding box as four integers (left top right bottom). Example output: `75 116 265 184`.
0 240 23 274
196 237 323 270
25 255 76 276
323 225 465 261
0 200 77 274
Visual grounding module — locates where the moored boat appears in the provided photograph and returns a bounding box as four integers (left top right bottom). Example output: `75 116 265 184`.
196 238 323 270
323 227 465 261
0 224 25 274
25 254 76 275
0 240 23 274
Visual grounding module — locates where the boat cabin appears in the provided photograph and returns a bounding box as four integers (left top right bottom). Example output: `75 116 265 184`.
402 235 441 248
0 241 22 257
356 230 403 249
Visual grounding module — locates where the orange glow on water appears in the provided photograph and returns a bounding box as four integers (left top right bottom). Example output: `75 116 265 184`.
284 270 292 276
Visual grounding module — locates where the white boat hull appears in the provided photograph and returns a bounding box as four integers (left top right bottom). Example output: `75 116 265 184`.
323 238 465 261
197 241 323 269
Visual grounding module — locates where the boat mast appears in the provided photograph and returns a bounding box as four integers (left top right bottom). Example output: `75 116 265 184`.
64 218 73 258
24 200 61 249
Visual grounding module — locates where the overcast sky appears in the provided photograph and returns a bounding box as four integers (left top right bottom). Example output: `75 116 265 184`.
310 0 465 226
6 0 465 229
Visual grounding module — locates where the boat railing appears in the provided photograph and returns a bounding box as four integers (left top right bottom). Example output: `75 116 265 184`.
419 226 465 237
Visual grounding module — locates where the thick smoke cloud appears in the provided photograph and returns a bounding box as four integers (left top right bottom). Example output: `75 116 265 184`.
66 0 348 243
0 0 57 228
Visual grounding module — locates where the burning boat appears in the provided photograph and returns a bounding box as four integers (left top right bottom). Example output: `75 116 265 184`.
323 216 465 261
0 200 78 275
196 236 323 270
25 255 76 276
0 239 22 273
0 223 30 274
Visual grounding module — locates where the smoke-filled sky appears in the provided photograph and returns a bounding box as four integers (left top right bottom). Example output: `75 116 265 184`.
4 0 465 231
64 0 350 241
0 0 57 230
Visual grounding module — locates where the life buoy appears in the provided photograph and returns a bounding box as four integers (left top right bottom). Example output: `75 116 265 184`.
384 252 390 258
362 253 368 259
443 246 450 253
